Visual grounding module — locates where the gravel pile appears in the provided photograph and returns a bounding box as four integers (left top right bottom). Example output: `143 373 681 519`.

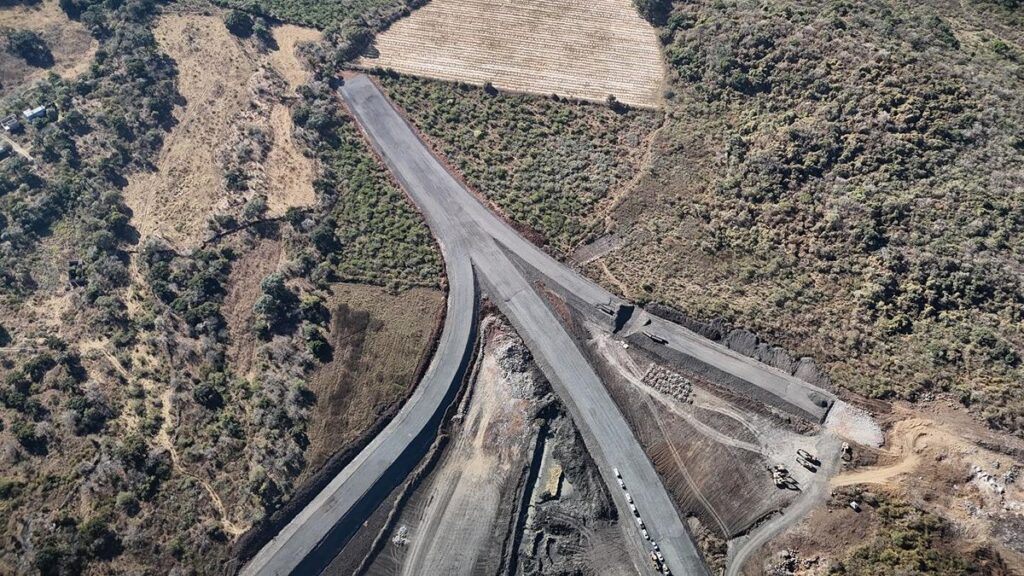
824 401 884 448
642 365 692 403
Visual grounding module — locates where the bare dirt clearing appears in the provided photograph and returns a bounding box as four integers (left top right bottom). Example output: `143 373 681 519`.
0 0 96 97
358 0 665 108
345 316 635 576
763 401 1024 572
124 13 317 248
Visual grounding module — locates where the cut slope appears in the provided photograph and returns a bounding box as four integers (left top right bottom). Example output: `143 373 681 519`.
357 0 665 108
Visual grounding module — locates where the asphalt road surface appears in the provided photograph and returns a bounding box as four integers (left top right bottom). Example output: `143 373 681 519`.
337 73 709 576
238 107 478 575
243 72 837 576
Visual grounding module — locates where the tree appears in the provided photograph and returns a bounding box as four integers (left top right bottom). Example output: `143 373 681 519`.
606 94 626 113
254 273 299 336
5 29 54 67
224 10 253 38
633 0 671 25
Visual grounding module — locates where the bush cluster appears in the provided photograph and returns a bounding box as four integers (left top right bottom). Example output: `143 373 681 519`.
377 73 660 252
610 0 1024 434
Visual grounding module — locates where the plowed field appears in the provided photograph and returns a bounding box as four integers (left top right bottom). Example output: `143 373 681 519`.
357 0 664 108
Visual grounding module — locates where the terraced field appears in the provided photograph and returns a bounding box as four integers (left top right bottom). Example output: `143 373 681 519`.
357 0 664 108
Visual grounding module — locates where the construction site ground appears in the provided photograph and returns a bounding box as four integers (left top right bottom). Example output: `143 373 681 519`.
324 315 638 576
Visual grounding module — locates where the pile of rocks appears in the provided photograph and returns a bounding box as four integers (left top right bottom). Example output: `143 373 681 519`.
642 365 692 403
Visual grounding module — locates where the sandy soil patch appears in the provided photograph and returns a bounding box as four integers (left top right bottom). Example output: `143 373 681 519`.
357 0 665 108
124 14 318 248
0 0 96 96
266 103 315 214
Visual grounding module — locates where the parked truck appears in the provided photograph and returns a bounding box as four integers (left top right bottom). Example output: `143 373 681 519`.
643 331 668 344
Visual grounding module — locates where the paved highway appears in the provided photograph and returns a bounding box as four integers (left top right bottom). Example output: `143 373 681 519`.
238 97 478 575
242 72 837 575
338 73 709 576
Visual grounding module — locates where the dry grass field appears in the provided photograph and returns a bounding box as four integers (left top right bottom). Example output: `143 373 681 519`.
124 13 320 248
0 0 96 97
301 283 445 477
357 0 665 108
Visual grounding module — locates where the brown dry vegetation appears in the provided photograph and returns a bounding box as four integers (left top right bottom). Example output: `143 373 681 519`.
358 0 665 108
222 236 285 378
0 0 96 98
302 283 443 477
124 12 318 248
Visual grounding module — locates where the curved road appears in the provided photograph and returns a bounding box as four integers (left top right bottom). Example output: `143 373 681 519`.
242 73 837 576
338 74 709 576
238 110 478 575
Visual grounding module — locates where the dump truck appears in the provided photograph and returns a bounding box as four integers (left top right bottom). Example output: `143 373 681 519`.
797 449 819 464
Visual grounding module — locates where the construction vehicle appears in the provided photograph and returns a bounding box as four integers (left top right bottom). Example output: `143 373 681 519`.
773 464 789 476
625 492 633 503
850 501 861 512
797 449 819 464
796 456 817 472
596 303 615 316
650 551 661 569
613 467 621 478
636 517 645 529
841 442 853 461
643 331 668 344
641 528 649 540
629 503 638 515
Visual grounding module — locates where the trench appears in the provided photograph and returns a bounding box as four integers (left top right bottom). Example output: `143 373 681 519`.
503 405 556 576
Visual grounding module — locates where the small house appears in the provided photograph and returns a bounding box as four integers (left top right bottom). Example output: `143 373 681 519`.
22 105 47 121
1 114 22 133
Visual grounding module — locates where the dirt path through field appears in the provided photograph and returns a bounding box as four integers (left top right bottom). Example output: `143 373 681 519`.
1 135 32 160
156 388 248 536
831 417 961 488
